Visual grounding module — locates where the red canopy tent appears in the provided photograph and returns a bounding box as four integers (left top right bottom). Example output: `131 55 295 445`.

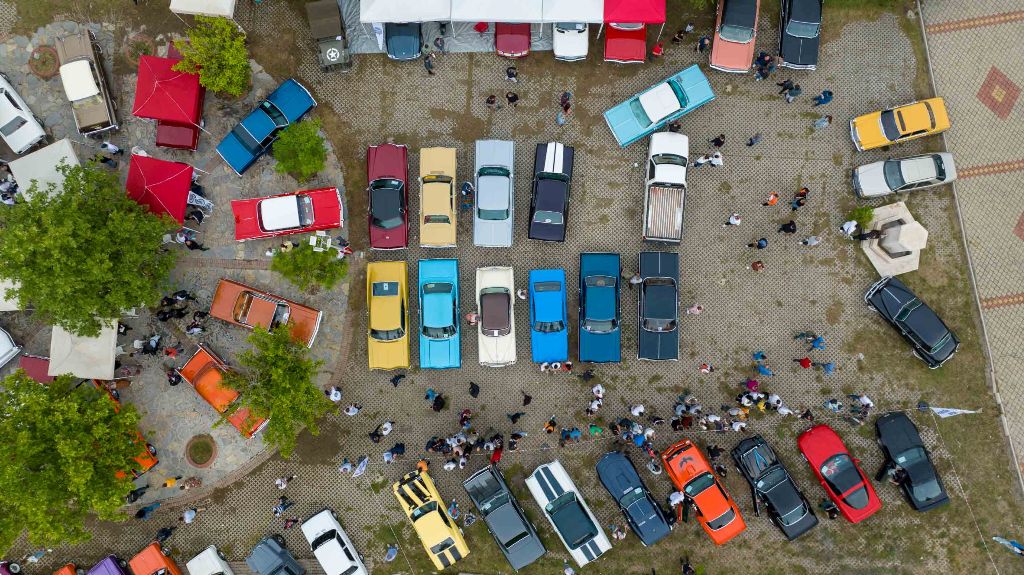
126 154 194 224
19 355 55 384
602 0 666 63
603 0 666 23
132 55 205 151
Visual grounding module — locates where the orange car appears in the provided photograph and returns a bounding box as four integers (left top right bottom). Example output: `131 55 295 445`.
209 278 323 347
710 0 760 73
90 380 159 479
662 439 746 544
179 345 268 438
53 563 79 575
129 542 184 575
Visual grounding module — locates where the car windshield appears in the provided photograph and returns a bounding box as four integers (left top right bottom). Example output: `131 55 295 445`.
932 155 947 180
533 210 564 225
229 124 262 155
424 214 450 224
653 153 687 167
882 160 906 190
910 476 943 502
820 454 869 509
707 507 736 530
684 472 716 497
629 99 652 127
259 100 288 127
370 327 405 341
547 493 597 549
0 116 26 137
534 319 565 333
719 24 754 42
895 446 927 467
620 487 647 507
778 501 809 526
556 22 586 32
310 530 337 551
880 110 902 141
411 500 437 521
786 19 820 38
370 179 404 229
421 283 456 340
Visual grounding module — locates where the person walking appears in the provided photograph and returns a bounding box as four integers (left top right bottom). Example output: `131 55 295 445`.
93 154 118 168
696 35 710 53
649 42 665 60
135 502 161 520
778 220 797 234
485 94 501 110
184 239 209 251
813 362 836 375
751 260 765 272
469 381 480 398
505 91 519 107
710 134 725 148
628 272 643 290
685 304 703 315
747 237 768 249
777 79 795 94
100 141 124 155
724 212 742 227
801 235 822 246
344 403 362 416
747 132 763 146
813 115 833 130
791 197 807 211
691 154 711 168
794 356 812 369
812 89 833 106
326 386 342 402
556 108 570 126
423 53 435 75
709 151 724 167
762 191 780 206
275 475 296 489
785 84 802 103
809 335 826 351
505 65 518 82
507 411 526 424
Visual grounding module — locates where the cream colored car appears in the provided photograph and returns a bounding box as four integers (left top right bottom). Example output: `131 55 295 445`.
419 147 457 247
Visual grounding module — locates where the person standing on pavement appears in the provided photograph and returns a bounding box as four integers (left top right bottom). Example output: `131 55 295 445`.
777 79 795 94
100 141 124 156
785 84 802 103
628 273 643 290
506 65 518 82
275 475 296 489
801 235 822 246
747 237 768 249
505 92 519 107
423 53 435 75
724 212 742 227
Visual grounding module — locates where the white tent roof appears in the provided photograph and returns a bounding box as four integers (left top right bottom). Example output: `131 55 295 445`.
169 0 236 18
48 322 117 380
9 139 80 199
450 0 544 23
0 279 19 312
360 0 451 23
542 0 604 23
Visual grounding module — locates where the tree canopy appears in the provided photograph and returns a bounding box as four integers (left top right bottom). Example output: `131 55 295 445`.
271 242 348 292
0 372 142 553
272 119 327 182
0 163 177 336
223 327 332 458
173 15 250 97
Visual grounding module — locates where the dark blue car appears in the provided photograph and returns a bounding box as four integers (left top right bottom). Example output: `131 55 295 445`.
385 23 421 61
596 452 671 546
578 253 621 363
216 79 317 176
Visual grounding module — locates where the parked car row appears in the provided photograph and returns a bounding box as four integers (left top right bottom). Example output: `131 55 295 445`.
710 0 824 73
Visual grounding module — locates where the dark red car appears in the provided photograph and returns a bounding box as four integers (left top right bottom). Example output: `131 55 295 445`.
230 187 343 241
797 424 882 523
496 23 531 58
367 143 409 249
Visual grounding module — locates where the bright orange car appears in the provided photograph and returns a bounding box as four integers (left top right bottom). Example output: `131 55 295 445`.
52 563 78 575
90 380 159 479
178 345 268 439
129 543 184 575
850 97 950 151
710 0 760 73
662 439 746 544
209 278 323 347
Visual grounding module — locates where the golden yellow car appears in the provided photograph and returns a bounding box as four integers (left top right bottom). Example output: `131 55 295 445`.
393 469 470 569
850 97 949 151
419 147 457 247
366 261 410 370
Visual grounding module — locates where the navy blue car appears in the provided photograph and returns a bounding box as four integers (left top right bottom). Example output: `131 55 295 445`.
216 79 317 176
385 23 421 61
578 253 621 363
596 452 671 546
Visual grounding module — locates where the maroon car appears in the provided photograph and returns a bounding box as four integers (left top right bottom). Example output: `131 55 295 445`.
496 23 531 58
367 143 409 249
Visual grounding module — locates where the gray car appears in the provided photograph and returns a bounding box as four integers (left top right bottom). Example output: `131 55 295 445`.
474 139 515 247
852 153 957 198
245 536 305 575
463 465 545 570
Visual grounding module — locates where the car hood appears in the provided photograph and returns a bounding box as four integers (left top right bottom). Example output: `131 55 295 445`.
604 101 646 146
530 220 565 241
531 328 568 364
420 333 459 369
386 25 421 60
638 329 678 360
711 35 755 72
370 222 408 249
368 144 407 180
478 332 515 366
781 32 819 67
553 26 588 58
851 113 886 150
876 413 919 454
853 161 891 197
368 337 410 370
269 79 316 123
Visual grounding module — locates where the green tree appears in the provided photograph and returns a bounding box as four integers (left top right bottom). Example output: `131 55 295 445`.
173 15 250 97
848 206 875 229
0 163 177 336
0 373 141 553
272 119 327 181
222 327 332 458
271 242 348 291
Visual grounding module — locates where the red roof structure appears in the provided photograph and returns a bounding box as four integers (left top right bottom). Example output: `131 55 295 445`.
132 55 205 150
19 355 55 384
604 0 666 23
126 154 193 224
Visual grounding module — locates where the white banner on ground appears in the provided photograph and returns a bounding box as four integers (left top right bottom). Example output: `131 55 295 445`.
930 407 980 418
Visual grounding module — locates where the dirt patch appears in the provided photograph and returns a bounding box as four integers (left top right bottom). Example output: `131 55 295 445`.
185 434 217 468
825 300 844 325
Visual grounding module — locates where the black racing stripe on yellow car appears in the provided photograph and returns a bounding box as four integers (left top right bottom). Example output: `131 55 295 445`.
399 483 425 507
438 552 450 568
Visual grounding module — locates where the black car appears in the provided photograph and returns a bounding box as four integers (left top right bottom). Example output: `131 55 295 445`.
595 452 671 546
463 465 546 570
779 0 822 70
528 142 575 242
732 436 818 540
875 413 949 512
864 276 959 368
637 251 678 361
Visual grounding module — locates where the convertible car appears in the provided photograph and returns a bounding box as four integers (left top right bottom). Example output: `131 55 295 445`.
418 259 460 369
231 187 342 241
216 79 316 175
578 253 621 363
528 268 569 365
603 65 715 147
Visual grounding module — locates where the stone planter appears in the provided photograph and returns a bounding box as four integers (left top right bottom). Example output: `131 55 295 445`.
123 33 156 66
28 46 59 79
185 434 218 468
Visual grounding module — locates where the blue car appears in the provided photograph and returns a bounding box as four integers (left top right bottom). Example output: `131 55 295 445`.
528 269 568 364
603 65 715 147
216 79 317 176
385 23 422 60
418 259 460 369
579 253 621 363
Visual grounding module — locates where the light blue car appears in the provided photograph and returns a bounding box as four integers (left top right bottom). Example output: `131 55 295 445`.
528 268 568 364
418 259 460 369
603 65 715 147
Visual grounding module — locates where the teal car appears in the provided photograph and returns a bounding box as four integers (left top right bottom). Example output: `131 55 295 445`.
418 259 460 369
603 65 716 147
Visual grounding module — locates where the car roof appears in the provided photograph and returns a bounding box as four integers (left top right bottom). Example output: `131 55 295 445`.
899 156 938 183
585 276 616 320
422 290 453 328
478 175 510 209
422 181 452 214
638 83 679 124
59 60 99 101
260 195 301 230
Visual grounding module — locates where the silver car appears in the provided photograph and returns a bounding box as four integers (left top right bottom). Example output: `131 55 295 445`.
852 153 957 198
474 139 515 247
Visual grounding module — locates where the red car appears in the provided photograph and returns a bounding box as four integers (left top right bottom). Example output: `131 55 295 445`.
604 23 647 64
798 424 882 523
230 187 342 241
367 144 409 249
496 23 531 58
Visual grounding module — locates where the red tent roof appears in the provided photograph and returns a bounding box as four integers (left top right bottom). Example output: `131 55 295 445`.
19 355 55 384
604 0 665 23
126 154 193 224
132 55 203 125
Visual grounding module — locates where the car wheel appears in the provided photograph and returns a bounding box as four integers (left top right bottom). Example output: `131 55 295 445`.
146 443 158 455
8 564 21 574
216 549 226 561
161 546 172 557
117 560 128 569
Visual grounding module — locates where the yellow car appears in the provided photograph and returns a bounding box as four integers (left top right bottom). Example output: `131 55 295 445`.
850 97 950 151
393 469 470 569
366 261 410 370
419 147 457 247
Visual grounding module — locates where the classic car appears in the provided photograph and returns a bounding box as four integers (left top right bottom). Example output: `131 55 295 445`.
850 97 950 151
0 73 46 154
604 22 646 64
178 344 268 438
528 268 569 364
216 79 317 175
245 537 304 575
865 276 959 368
55 31 118 136
779 0 822 70
393 470 471 569
604 65 715 147
731 435 818 540
418 259 460 369
474 140 516 247
662 440 746 544
578 253 621 363
528 142 575 242
366 261 410 370
875 412 949 511
0 326 20 369
385 23 421 61
368 143 410 249
525 460 611 567
496 23 531 58
852 153 957 198
209 278 323 347
798 424 882 523
305 0 351 72
638 251 679 361
476 266 516 367
711 0 760 73
643 132 689 242
231 187 343 241
553 22 588 61
186 547 235 575
419 147 457 247
89 380 159 479
463 465 546 570
300 509 369 575
596 452 671 546
130 543 184 575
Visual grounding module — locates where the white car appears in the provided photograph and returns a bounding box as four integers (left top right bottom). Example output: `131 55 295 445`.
476 266 516 367
300 509 368 575
553 23 588 61
852 153 957 198
0 74 46 154
473 139 515 248
0 327 20 369
186 546 235 575
525 460 611 567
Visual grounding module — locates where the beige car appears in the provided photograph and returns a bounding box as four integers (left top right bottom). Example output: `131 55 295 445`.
419 147 457 247
55 31 118 136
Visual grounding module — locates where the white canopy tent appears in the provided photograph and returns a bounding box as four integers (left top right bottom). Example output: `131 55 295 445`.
8 138 80 199
169 0 237 18
542 0 604 23
48 323 117 380
450 0 544 23
0 279 19 312
359 0 451 23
